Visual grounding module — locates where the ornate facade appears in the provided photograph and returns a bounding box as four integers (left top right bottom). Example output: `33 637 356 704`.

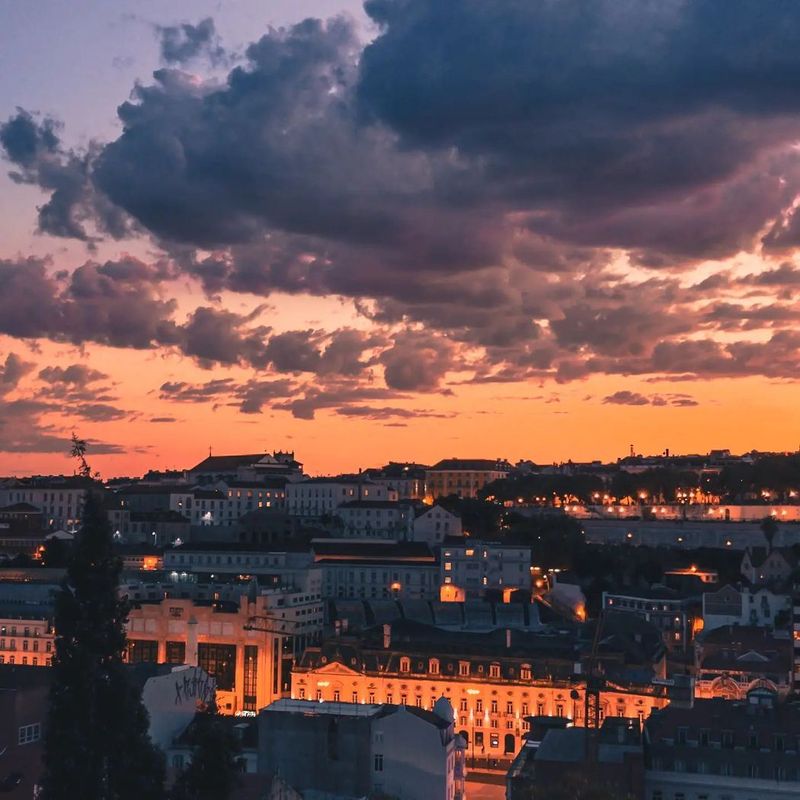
291 619 668 762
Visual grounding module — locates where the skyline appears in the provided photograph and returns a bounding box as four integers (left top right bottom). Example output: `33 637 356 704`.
1 0 800 477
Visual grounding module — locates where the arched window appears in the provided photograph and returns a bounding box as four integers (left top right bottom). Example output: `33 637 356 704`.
400 657 410 673
429 658 440 675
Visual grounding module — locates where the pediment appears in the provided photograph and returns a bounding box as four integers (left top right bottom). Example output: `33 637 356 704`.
314 660 362 676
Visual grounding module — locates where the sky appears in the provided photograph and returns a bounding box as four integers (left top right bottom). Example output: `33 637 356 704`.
0 0 799 478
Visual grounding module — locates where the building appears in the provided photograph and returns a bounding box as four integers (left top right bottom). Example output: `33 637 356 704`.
413 504 462 545
187 451 303 485
311 540 439 600
741 547 795 587
603 587 700 653
0 665 50 799
162 544 321 596
286 477 395 518
506 716 644 800
124 586 323 715
702 584 791 632
363 462 429 500
258 698 464 800
441 540 531 600
694 625 793 699
582 518 799 551
292 617 668 768
335 500 414 540
644 689 800 800
426 459 512 500
0 617 54 667
0 476 93 530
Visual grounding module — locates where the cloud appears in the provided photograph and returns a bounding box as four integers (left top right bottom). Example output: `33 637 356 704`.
38 364 109 385
602 390 698 407
4 3 800 399
335 405 454 420
157 18 225 66
380 330 455 391
0 110 131 241
0 353 35 391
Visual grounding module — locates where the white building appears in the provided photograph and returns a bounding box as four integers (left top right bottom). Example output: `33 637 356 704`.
413 504 462 545
0 478 91 530
335 500 414 540
287 477 395 517
441 541 531 599
312 540 440 600
703 584 791 632
258 698 464 800
163 545 321 596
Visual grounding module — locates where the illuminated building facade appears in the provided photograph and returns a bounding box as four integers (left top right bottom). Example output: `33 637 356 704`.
0 617 53 667
426 459 512 500
124 588 323 715
291 620 668 765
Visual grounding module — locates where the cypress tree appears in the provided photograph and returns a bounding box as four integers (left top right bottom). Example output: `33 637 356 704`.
40 435 165 800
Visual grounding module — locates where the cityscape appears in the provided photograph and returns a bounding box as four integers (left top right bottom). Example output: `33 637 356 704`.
2 447 800 798
2 1 800 800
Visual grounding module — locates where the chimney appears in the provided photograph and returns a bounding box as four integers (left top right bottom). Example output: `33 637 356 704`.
186 615 199 667
383 623 391 649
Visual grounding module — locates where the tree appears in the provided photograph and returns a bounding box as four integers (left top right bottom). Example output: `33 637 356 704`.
761 515 778 552
169 703 241 800
40 437 165 800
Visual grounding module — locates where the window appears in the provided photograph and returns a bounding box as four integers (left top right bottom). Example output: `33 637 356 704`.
18 723 41 745
243 646 258 712
490 700 498 713
489 664 500 678
374 754 383 772
126 640 158 664
429 658 440 675
172 755 184 770
198 643 236 691
459 661 470 676
400 657 410 673
166 641 186 665
476 700 483 713
520 665 531 680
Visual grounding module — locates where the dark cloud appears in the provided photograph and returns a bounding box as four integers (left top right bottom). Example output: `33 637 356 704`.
159 379 236 403
603 390 699 407
38 364 109 385
335 405 453 420
70 403 129 422
0 395 127 454
0 353 35 391
380 331 455 391
4 3 800 397
157 18 225 66
0 111 131 241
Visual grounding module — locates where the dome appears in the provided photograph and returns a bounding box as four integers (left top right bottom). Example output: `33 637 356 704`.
433 696 455 724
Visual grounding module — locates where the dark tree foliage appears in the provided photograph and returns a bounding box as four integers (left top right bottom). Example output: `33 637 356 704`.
169 704 241 800
40 436 165 800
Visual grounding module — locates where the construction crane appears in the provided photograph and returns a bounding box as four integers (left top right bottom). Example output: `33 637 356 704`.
583 610 607 762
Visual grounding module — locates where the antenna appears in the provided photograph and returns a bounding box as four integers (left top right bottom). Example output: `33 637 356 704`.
629 444 634 458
